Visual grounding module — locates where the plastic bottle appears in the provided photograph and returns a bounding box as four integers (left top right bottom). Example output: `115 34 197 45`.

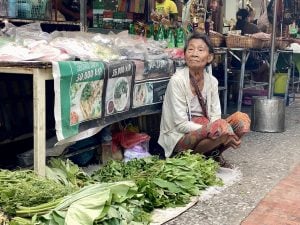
146 23 154 39
176 26 185 48
128 23 135 35
157 25 165 41
167 29 175 48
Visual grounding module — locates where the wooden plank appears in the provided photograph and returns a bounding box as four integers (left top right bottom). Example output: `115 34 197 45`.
0 18 79 26
0 67 34 74
0 61 52 69
32 68 49 176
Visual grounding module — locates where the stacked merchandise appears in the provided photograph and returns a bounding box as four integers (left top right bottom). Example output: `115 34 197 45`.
92 0 146 30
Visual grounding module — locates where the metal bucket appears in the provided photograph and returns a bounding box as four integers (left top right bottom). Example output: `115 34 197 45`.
251 96 285 132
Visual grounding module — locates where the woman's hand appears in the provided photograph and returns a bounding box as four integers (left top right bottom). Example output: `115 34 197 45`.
224 134 241 149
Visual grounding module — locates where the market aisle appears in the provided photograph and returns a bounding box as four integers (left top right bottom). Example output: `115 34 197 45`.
165 95 300 225
241 163 300 225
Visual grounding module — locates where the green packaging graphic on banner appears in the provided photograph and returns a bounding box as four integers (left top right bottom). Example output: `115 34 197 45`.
53 61 106 140
105 61 135 116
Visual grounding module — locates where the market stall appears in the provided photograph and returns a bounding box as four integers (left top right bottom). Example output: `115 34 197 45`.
227 48 293 111
0 58 174 176
0 47 230 175
0 61 52 175
1 1 300 225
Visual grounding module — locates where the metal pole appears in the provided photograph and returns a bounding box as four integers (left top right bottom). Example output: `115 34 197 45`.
80 0 87 32
268 0 278 99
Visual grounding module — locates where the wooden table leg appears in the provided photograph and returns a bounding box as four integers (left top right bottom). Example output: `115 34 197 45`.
33 69 51 176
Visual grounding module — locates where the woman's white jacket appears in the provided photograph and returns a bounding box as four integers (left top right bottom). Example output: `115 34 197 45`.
158 66 221 157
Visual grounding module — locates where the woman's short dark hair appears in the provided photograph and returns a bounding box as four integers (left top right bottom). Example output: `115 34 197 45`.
184 32 214 55
235 8 250 34
236 8 250 21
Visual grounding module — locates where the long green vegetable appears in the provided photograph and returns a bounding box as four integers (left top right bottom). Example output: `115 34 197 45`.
0 169 75 216
38 181 150 225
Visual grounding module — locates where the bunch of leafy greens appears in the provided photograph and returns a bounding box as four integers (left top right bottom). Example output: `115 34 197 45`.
0 169 75 216
91 151 223 211
36 181 150 225
46 158 90 188
4 152 222 225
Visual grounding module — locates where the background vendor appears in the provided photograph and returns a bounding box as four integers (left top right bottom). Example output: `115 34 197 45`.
152 0 178 26
54 0 93 22
235 8 259 35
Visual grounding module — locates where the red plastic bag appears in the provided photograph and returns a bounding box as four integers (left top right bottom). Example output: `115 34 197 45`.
112 131 150 152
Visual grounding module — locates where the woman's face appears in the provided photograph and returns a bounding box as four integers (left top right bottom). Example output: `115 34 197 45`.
185 39 213 71
209 0 218 11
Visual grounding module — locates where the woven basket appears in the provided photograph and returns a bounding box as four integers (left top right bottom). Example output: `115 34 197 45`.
209 31 225 47
276 38 290 50
261 39 270 48
210 36 224 47
225 35 264 49
291 38 300 45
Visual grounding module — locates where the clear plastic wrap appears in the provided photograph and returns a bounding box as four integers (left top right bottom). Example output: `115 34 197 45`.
50 37 120 61
113 32 169 61
15 22 51 43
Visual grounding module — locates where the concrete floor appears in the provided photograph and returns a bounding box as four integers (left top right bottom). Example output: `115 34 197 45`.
165 96 300 225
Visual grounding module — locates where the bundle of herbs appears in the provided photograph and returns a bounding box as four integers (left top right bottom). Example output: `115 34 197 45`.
91 151 223 211
0 169 75 217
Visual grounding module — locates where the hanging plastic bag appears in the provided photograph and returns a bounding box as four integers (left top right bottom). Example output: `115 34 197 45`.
257 0 270 32
112 130 150 152
124 145 151 162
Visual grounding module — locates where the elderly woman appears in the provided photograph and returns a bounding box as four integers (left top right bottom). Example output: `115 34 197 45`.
158 32 250 167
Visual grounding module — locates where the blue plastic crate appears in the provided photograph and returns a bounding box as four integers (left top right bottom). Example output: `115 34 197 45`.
16 0 50 19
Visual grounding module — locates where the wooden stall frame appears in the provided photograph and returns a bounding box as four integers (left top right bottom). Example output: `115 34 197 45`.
0 62 52 176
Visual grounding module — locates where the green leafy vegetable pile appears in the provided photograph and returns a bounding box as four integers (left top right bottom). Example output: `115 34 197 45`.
46 158 90 188
0 169 75 216
1 152 223 225
91 151 223 211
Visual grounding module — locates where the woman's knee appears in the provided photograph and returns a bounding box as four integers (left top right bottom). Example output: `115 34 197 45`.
229 111 250 121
